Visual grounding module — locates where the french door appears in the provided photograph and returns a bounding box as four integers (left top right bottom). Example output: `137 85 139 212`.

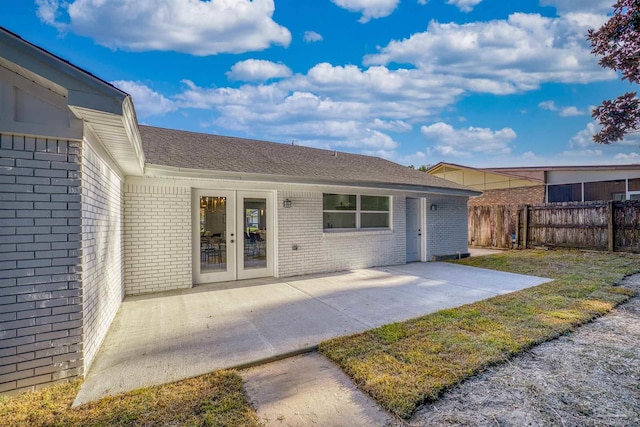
193 189 274 284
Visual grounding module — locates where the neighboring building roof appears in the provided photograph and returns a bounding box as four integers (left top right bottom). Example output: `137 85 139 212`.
139 126 480 195
426 162 543 191
487 164 640 172
0 26 144 176
427 161 640 190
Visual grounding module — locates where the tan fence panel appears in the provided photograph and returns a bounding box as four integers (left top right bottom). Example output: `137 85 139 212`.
468 205 514 249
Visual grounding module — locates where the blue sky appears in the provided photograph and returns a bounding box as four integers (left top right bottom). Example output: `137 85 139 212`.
3 0 640 167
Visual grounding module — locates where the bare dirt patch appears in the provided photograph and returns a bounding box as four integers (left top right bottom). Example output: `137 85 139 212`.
409 274 640 427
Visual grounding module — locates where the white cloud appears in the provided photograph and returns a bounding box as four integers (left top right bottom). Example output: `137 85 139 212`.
35 0 60 27
538 100 558 111
539 101 587 116
447 0 483 13
111 80 176 118
560 148 603 157
420 122 516 156
369 118 412 132
37 0 291 55
417 0 429 5
331 0 400 23
364 12 614 93
559 106 586 117
226 59 292 82
569 122 598 147
303 31 323 43
174 81 409 151
539 0 612 15
614 152 640 161
570 123 640 150
360 130 399 149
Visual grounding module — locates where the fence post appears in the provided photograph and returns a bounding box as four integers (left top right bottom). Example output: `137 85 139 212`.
607 200 615 252
515 208 520 249
522 205 529 249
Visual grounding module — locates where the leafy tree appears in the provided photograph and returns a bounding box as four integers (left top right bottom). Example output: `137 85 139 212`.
587 0 640 143
408 165 430 172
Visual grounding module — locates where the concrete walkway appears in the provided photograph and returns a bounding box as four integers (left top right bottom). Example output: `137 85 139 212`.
243 352 395 427
74 262 550 406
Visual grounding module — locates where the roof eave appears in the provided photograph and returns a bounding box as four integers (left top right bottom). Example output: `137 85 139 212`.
0 27 127 114
1 27 145 176
144 164 481 197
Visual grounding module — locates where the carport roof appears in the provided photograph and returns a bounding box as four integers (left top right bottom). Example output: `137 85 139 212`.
139 125 481 195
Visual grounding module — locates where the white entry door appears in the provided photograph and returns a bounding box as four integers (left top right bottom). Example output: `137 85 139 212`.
406 198 421 262
193 189 274 284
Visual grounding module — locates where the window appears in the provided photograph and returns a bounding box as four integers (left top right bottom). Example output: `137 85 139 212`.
629 178 640 191
584 180 626 201
323 194 390 230
548 183 582 202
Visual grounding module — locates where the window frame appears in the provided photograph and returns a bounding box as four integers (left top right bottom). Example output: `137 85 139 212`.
323 194 391 231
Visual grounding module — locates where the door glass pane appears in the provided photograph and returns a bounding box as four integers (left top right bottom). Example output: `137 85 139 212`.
244 198 267 270
200 196 227 273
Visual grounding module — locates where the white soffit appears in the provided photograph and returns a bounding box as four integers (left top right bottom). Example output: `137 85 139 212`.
70 100 144 176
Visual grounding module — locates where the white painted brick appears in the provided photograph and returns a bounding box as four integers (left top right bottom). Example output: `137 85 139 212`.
276 191 406 277
80 142 124 372
123 183 192 295
424 196 469 259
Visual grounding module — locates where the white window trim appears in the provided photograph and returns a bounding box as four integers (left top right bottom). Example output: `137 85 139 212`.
323 194 391 231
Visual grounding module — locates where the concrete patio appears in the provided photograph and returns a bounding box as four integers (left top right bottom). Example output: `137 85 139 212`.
74 262 550 406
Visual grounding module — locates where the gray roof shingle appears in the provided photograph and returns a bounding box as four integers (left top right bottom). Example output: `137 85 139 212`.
139 125 477 193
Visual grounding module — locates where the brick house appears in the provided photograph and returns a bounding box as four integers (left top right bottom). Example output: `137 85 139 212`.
0 28 480 394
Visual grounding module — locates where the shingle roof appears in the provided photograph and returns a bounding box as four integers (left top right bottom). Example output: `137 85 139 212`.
139 126 477 193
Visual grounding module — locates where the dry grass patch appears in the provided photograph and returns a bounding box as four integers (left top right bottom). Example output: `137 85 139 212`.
0 370 260 427
319 249 640 418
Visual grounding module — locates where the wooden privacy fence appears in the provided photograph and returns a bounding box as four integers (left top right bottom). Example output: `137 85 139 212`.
469 201 640 253
468 205 515 249
515 200 640 253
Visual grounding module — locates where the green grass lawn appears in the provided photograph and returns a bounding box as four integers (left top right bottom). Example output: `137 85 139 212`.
0 370 260 427
319 249 640 418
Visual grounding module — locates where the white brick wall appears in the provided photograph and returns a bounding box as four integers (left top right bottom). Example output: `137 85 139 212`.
277 191 406 277
424 195 469 260
123 183 192 295
81 141 124 371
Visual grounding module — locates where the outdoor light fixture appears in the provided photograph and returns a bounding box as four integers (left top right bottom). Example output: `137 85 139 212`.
283 199 292 208
430 204 437 211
